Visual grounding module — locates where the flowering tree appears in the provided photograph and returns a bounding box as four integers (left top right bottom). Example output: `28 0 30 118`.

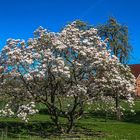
0 21 135 133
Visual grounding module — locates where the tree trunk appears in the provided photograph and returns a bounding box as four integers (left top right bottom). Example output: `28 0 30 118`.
115 94 121 120
67 114 74 133
53 117 63 132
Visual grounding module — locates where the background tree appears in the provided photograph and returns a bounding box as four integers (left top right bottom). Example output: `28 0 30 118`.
97 17 132 64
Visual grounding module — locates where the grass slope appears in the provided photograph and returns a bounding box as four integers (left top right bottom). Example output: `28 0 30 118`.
0 101 139 140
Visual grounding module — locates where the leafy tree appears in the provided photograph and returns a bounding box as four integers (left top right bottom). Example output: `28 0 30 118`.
97 17 132 64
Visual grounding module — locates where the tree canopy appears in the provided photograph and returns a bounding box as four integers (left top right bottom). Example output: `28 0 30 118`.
0 21 135 133
97 17 132 63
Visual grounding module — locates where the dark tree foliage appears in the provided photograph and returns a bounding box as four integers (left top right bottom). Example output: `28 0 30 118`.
75 20 93 30
97 17 132 63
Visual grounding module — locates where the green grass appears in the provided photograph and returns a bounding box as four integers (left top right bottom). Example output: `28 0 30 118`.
0 100 139 140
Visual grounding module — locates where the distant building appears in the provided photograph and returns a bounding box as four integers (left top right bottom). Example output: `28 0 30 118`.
129 64 140 96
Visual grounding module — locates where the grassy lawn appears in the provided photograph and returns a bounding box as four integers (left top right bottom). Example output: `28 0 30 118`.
0 101 139 140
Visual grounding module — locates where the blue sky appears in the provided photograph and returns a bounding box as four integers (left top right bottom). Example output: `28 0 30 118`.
0 0 139 64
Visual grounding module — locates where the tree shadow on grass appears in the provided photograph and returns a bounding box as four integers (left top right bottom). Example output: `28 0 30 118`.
0 121 59 139
0 120 106 139
86 111 116 121
123 111 140 124
75 123 106 138
86 110 140 124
